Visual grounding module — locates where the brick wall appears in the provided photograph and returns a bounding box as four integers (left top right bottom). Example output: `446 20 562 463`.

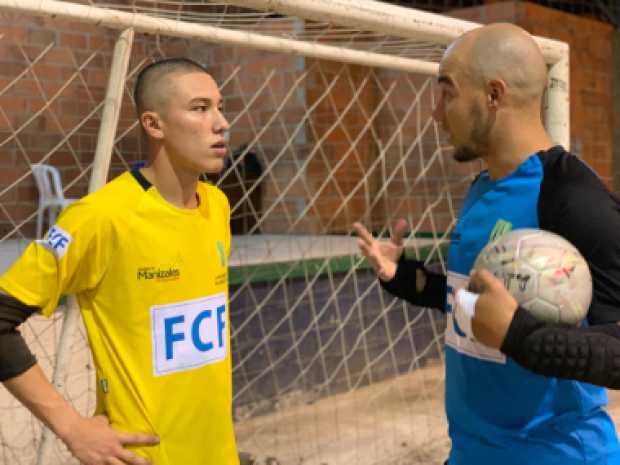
0 3 615 238
205 43 309 234
0 13 317 237
374 69 477 235
305 60 380 234
0 11 198 237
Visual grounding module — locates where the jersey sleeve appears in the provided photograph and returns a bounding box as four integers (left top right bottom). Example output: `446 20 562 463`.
552 186 620 324
539 151 620 325
0 200 114 317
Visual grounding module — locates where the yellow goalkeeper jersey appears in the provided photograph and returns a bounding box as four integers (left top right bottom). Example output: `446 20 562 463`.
0 170 239 465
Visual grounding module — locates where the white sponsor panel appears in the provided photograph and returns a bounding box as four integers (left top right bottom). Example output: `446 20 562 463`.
151 293 228 376
445 271 506 364
37 225 73 260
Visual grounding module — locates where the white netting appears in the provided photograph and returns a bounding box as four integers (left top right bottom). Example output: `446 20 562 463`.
0 3 490 465
79 0 448 62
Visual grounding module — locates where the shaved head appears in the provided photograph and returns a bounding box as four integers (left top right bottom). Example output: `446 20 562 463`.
434 23 554 171
444 23 548 107
133 57 209 117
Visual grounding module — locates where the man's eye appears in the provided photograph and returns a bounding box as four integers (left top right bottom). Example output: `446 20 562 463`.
193 105 208 111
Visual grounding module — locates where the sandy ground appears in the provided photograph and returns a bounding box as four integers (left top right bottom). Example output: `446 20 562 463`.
235 363 449 465
0 361 449 465
235 365 620 465
2 357 620 465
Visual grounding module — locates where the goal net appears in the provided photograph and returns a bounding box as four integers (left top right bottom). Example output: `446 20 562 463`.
0 1 569 464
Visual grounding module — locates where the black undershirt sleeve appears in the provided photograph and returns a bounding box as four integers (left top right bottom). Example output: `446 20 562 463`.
379 257 447 312
537 149 620 326
0 293 38 381
500 149 620 386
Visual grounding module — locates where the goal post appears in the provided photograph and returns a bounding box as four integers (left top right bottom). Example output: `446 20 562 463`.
0 1 569 464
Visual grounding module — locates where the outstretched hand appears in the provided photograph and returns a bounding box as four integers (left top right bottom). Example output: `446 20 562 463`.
353 219 407 282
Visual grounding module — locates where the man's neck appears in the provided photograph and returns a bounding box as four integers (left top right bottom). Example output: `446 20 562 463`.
141 152 199 209
484 122 553 180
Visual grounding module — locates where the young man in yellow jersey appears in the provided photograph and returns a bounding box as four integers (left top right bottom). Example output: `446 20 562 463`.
0 58 238 465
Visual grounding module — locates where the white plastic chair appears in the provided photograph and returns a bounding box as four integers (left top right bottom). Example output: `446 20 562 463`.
31 164 78 238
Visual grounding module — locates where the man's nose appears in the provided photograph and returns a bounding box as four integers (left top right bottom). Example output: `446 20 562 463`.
215 110 230 133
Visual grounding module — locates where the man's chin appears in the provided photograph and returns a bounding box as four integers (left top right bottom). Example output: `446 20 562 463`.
453 146 479 163
202 159 226 175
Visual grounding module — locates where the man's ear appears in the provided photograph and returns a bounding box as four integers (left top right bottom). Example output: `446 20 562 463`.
141 111 164 140
486 79 507 109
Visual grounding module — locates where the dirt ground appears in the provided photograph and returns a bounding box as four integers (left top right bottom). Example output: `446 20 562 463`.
236 364 449 465
3 362 620 465
236 364 620 465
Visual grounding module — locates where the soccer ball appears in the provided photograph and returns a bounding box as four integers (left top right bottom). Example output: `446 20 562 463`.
473 228 592 324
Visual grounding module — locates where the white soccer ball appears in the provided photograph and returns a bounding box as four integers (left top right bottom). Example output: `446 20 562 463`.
473 228 592 324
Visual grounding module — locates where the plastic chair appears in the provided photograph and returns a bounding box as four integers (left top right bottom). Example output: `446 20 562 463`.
31 164 78 238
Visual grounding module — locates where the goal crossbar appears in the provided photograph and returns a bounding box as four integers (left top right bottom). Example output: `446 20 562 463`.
0 0 570 147
234 0 568 63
